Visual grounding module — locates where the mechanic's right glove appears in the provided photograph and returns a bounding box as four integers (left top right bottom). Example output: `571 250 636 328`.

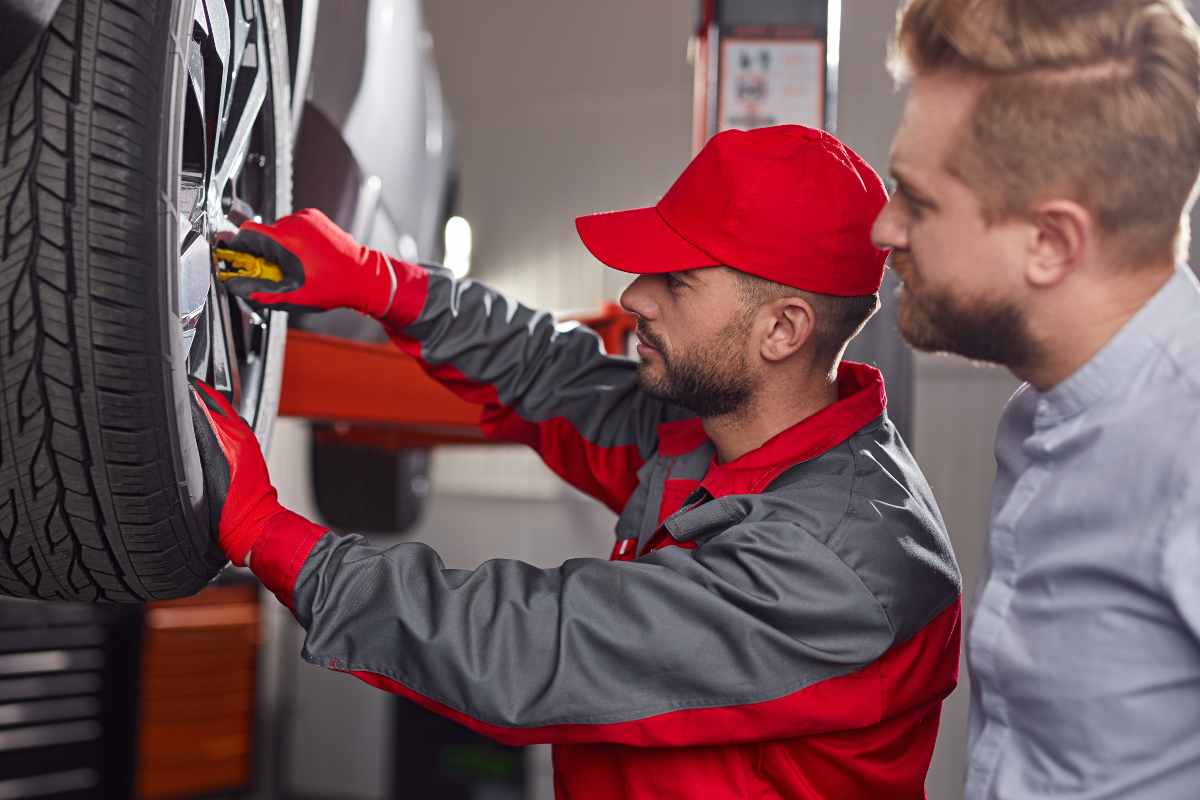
189 378 325 569
220 208 427 327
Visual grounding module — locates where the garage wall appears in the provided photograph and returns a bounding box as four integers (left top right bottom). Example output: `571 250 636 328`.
423 0 698 308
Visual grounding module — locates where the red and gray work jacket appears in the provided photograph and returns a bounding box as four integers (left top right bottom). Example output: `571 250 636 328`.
251 267 963 799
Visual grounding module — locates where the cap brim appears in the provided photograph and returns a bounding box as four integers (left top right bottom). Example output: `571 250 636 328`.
575 207 721 275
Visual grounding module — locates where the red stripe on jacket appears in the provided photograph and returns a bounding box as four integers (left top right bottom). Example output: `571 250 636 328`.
388 334 645 513
356 601 957 748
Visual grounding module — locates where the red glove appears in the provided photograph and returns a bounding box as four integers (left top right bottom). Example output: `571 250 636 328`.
221 208 425 324
189 379 312 566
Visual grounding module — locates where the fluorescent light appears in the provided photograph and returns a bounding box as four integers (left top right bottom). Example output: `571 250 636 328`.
444 216 472 279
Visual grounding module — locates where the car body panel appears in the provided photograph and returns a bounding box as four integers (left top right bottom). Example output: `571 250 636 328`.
308 0 455 263
292 0 457 342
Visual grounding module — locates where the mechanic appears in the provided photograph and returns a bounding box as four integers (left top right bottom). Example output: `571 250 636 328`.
193 124 962 799
873 2 1200 798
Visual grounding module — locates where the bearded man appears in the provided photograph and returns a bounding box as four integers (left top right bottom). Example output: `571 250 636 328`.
194 124 961 799
873 2 1200 798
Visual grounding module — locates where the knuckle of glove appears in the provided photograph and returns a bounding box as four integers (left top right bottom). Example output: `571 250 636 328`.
245 210 385 315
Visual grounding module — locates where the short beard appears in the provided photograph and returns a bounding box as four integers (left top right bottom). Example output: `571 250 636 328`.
636 319 755 418
895 264 1038 369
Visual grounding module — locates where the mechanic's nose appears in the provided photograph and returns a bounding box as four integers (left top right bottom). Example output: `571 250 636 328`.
619 276 659 320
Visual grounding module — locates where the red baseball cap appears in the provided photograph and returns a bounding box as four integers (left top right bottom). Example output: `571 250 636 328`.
575 125 889 296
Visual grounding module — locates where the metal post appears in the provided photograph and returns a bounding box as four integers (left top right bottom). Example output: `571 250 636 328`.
825 0 841 133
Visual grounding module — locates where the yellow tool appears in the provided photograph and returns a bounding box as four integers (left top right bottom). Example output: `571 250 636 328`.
212 247 284 283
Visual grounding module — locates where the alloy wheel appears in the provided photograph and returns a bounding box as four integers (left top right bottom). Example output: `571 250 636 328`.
178 0 284 430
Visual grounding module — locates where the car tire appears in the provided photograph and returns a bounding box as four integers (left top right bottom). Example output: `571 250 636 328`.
0 0 291 602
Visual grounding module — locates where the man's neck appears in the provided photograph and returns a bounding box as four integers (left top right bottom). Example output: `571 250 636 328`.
1017 263 1174 391
702 372 840 464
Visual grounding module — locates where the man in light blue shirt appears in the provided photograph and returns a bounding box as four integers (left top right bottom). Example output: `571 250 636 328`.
872 1 1200 798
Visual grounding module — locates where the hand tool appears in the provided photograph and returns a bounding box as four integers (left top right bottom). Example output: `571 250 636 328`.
212 247 284 284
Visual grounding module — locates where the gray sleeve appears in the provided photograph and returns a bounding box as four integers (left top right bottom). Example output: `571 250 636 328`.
401 270 690 463
290 521 895 746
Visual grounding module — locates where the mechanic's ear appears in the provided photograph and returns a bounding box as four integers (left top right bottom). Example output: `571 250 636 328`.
758 297 815 363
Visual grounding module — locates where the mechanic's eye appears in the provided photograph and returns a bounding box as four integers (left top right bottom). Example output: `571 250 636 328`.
664 273 683 290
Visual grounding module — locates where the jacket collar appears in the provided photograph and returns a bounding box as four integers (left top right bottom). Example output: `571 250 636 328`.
656 361 888 498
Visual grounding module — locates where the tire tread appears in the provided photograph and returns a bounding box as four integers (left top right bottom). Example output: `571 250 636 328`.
0 0 228 602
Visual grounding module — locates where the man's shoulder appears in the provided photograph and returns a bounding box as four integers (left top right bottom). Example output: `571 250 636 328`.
1144 266 1200 394
1111 317 1200 458
1155 318 1200 398
764 417 945 540
759 420 961 642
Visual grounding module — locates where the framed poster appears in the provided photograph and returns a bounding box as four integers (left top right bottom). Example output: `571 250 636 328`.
717 38 825 132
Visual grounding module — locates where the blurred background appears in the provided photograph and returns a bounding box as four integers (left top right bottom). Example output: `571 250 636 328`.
5 0 1198 798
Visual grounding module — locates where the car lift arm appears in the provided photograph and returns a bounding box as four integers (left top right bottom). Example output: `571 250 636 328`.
278 303 636 450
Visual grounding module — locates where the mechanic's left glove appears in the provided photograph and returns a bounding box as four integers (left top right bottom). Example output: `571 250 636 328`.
189 379 312 567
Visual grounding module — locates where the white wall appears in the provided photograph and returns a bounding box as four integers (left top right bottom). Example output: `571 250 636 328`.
424 0 697 310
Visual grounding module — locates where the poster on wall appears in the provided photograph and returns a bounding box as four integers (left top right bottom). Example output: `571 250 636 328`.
718 38 825 132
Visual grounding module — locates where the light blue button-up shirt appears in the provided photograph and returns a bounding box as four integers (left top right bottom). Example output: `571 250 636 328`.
965 264 1200 800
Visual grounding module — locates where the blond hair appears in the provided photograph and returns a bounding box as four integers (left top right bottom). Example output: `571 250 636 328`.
890 0 1200 265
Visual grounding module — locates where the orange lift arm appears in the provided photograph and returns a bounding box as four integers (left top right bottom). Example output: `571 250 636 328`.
277 302 637 450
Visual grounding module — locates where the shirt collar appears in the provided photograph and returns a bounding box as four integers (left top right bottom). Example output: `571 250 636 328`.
674 361 888 497
1035 263 1199 427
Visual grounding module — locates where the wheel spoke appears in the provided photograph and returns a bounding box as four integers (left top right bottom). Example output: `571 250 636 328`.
228 0 254 103
178 173 208 360
178 0 275 416
185 39 206 131
234 297 267 418
210 3 267 202
192 0 210 36
191 0 229 201
178 174 204 235
208 282 242 405
179 234 212 356
200 0 231 76
188 304 211 380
